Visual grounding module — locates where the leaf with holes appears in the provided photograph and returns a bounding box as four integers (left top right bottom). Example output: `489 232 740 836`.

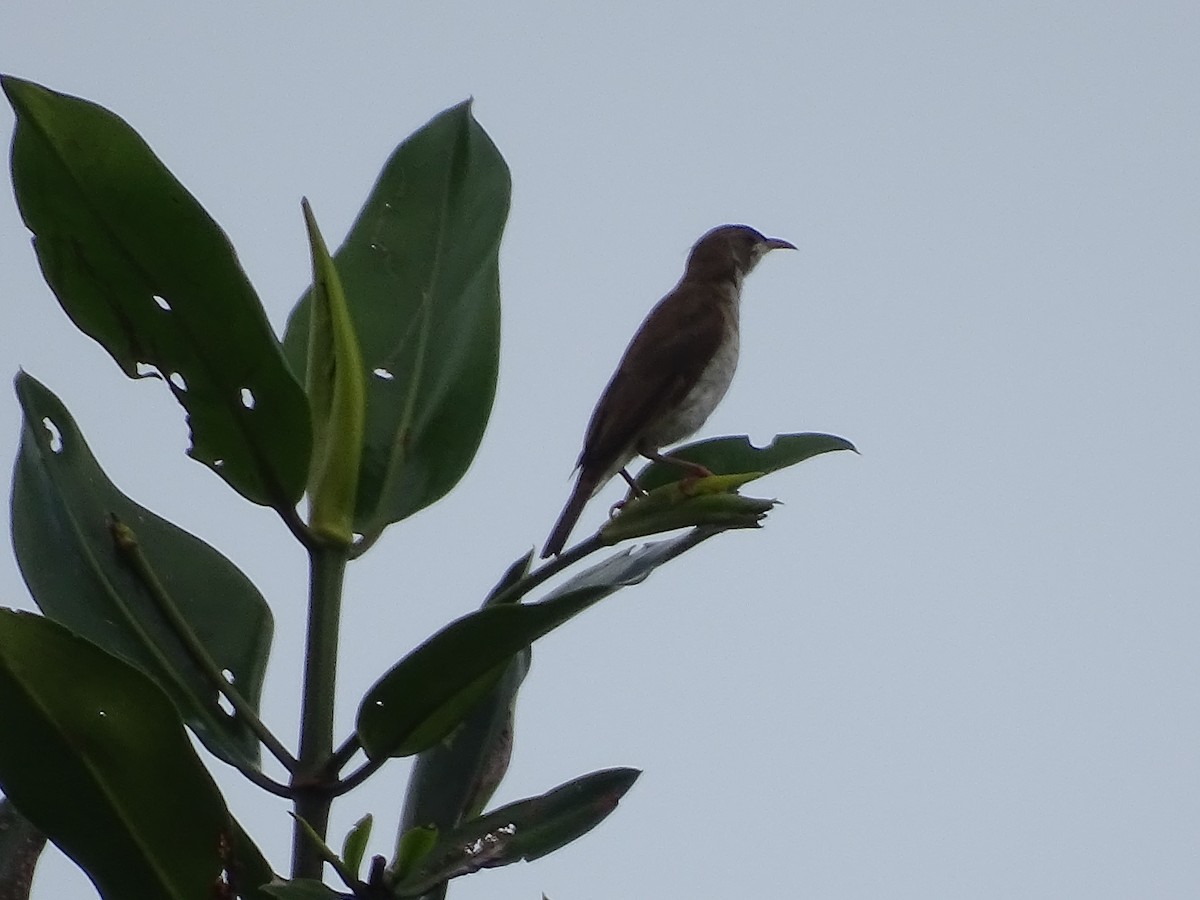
0 610 230 900
390 768 640 896
2 75 310 508
11 372 272 768
282 100 510 544
635 432 858 491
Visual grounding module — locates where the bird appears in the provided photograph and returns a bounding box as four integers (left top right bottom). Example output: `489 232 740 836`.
541 224 795 558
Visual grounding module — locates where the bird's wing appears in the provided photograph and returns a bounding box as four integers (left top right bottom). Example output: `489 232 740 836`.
578 287 728 470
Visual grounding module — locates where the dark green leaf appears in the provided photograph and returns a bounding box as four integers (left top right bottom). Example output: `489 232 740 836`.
484 550 534 606
392 768 640 897
635 432 857 492
11 372 272 767
2 75 310 507
0 611 229 900
260 879 346 900
357 529 718 760
0 798 46 900
396 555 535 860
226 821 278 900
282 100 510 542
399 651 529 837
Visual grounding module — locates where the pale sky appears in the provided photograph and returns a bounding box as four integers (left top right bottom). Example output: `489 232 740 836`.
2 3 1199 898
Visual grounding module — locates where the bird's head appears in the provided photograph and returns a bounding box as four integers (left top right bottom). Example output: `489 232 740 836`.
685 224 796 285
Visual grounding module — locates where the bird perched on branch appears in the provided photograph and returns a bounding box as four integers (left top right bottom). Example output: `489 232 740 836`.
541 224 795 557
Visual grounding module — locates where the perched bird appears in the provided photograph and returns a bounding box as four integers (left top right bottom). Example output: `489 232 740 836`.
541 224 795 557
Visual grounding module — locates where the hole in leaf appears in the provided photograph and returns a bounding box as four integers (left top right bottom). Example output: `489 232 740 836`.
152 294 172 311
221 668 235 684
372 368 394 381
218 693 235 717
169 372 188 392
240 387 256 409
213 459 226 468
41 417 64 453
135 362 161 379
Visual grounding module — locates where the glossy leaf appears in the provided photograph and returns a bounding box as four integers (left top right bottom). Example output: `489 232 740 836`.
301 199 365 545
357 529 719 760
2 75 310 507
0 611 229 900
399 652 529 836
391 768 640 897
395 556 535 849
0 798 46 900
635 432 857 492
11 372 272 767
282 100 510 543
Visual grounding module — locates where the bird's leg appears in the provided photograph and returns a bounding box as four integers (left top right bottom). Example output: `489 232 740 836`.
608 468 644 518
638 448 715 496
642 448 714 480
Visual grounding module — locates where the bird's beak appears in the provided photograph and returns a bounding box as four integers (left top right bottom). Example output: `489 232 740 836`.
764 237 796 251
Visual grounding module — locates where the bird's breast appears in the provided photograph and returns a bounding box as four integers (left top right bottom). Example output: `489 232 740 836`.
645 324 740 448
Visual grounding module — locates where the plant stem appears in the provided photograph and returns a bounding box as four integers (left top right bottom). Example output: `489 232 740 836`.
292 542 349 879
107 515 298 778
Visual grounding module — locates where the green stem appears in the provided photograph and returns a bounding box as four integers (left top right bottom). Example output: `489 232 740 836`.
292 543 349 879
108 516 298 784
487 534 604 606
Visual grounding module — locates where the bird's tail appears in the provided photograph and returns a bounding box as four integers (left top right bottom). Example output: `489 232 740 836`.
541 474 597 558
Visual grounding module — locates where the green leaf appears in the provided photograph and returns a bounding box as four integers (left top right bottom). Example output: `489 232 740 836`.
357 529 719 760
11 372 272 768
391 768 640 897
635 432 857 492
0 611 230 900
301 199 365 545
484 550 535 606
282 100 510 543
2 75 311 508
0 798 47 900
392 825 438 882
395 555 535 855
599 473 776 544
341 815 373 881
399 651 529 838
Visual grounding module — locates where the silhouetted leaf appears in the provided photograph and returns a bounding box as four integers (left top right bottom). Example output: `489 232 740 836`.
0 799 46 900
261 880 346 900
